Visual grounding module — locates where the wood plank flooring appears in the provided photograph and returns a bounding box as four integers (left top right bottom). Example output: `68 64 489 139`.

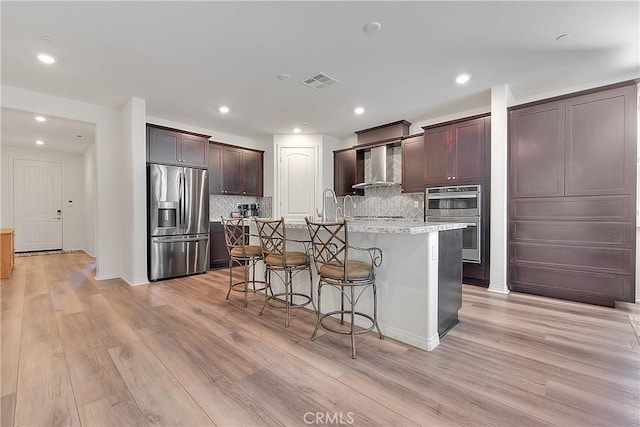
1 252 638 426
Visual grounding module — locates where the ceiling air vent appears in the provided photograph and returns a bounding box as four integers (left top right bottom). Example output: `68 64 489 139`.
302 72 339 90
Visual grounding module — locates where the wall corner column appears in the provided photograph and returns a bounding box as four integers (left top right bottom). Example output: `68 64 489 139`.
488 84 513 294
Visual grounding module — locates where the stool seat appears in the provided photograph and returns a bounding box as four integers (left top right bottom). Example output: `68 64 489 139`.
265 251 309 267
318 260 372 280
230 245 262 258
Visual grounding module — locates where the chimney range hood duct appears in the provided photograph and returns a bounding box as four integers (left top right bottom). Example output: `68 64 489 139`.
352 145 399 189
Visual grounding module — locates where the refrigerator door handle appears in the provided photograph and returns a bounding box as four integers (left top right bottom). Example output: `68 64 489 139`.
152 235 209 243
178 171 184 228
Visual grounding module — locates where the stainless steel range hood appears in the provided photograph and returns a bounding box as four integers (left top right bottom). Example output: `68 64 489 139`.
352 145 399 189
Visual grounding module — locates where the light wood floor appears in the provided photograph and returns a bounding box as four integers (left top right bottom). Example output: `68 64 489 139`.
1 252 639 426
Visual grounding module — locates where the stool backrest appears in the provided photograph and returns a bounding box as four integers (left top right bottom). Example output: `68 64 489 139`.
254 217 287 263
305 217 349 280
221 217 248 256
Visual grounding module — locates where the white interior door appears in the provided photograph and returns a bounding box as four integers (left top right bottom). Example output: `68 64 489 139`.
13 159 63 252
278 146 318 222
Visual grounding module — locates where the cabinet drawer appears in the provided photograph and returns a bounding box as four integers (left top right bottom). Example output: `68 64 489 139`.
510 195 633 222
510 242 632 275
510 221 633 247
509 264 631 306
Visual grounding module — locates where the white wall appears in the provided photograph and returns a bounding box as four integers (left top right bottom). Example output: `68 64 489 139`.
121 98 147 285
1 146 86 251
2 85 123 279
82 144 96 256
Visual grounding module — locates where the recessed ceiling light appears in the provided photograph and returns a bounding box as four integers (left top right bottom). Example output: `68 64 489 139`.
363 21 382 34
35 140 44 145
293 128 301 133
354 107 365 115
37 53 55 64
35 116 46 122
455 73 471 84
219 106 230 114
556 33 569 42
278 73 291 81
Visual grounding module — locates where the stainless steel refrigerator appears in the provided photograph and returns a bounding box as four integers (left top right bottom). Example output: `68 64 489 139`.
148 164 209 281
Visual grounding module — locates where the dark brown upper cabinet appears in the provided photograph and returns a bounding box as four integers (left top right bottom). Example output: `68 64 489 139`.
209 142 263 196
355 120 411 145
423 116 487 186
334 148 363 196
147 124 209 168
510 84 636 198
564 87 636 196
401 134 425 193
509 101 565 198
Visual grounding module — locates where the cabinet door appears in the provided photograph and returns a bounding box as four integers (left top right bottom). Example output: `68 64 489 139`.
221 147 243 195
565 85 636 196
451 117 484 183
208 144 223 194
209 223 230 269
424 126 451 185
181 134 208 168
509 101 565 198
401 135 425 193
242 150 263 196
334 149 360 196
147 127 180 165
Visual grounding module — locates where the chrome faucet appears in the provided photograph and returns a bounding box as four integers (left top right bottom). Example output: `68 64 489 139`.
317 188 338 221
343 194 355 219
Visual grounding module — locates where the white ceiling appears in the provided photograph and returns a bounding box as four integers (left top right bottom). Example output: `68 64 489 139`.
1 1 638 143
1 108 95 154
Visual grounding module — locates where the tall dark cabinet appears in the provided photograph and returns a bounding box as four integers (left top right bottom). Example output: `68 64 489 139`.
509 82 637 306
423 115 491 285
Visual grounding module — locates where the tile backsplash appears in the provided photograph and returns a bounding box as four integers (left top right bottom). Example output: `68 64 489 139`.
209 195 272 220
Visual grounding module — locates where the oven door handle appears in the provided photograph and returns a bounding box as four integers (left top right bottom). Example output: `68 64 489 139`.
426 194 478 199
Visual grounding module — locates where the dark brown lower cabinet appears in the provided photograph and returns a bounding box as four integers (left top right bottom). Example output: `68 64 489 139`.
210 222 230 269
509 195 635 306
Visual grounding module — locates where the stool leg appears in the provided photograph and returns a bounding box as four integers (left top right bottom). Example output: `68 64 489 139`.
259 268 270 316
243 261 249 308
284 270 291 327
308 266 317 313
340 286 345 325
225 259 233 300
350 285 357 359
311 280 322 341
373 282 383 340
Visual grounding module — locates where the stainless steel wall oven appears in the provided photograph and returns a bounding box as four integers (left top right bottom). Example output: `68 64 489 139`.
426 185 481 263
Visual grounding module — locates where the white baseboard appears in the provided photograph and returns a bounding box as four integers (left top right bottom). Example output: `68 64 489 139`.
122 275 149 287
488 286 510 295
377 322 439 352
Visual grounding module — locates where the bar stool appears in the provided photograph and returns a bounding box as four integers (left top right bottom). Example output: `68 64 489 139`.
305 217 384 359
254 217 316 327
221 217 265 307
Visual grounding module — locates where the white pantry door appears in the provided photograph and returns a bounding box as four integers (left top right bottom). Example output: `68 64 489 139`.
278 146 318 222
13 159 63 252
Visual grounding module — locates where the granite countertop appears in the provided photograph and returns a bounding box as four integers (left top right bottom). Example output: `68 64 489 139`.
283 218 467 235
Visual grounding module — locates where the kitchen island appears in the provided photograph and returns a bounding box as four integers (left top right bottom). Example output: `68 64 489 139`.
251 218 466 351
